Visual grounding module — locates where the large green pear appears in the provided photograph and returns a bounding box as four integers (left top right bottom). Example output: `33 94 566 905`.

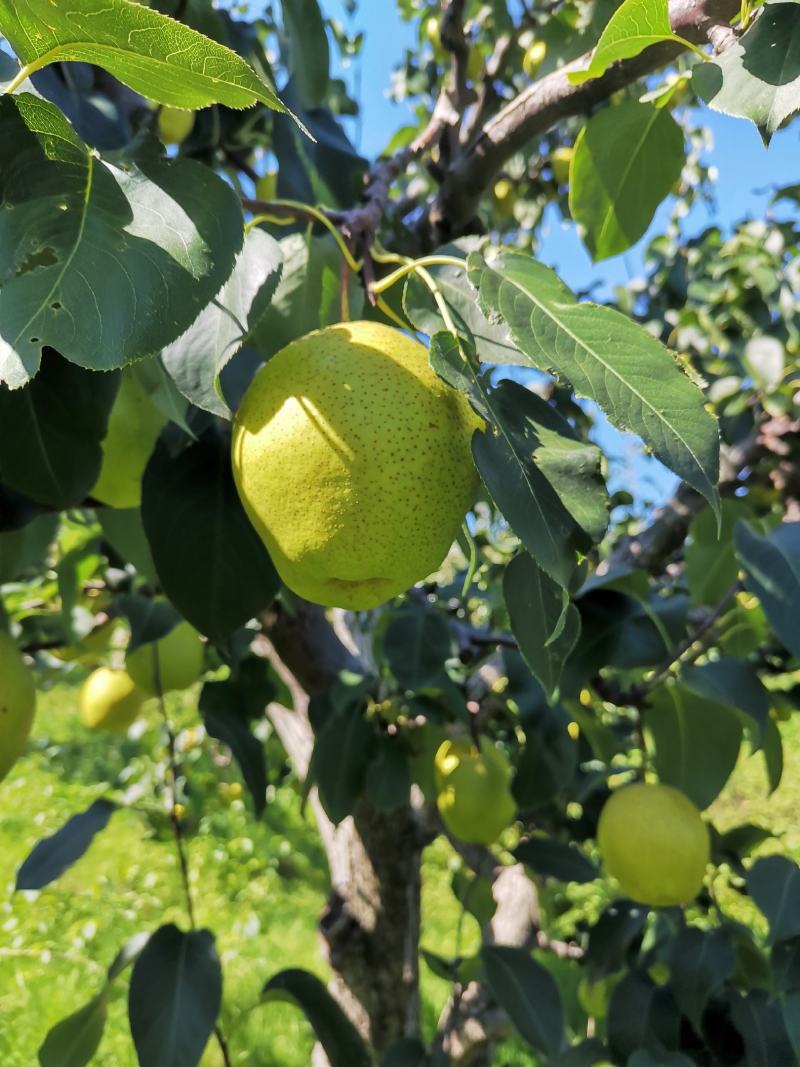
92 369 167 509
597 782 709 906
231 321 480 610
80 668 144 733
434 737 516 845
126 621 204 696
0 631 36 783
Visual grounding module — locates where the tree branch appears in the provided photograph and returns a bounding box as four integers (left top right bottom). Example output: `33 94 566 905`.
425 0 740 243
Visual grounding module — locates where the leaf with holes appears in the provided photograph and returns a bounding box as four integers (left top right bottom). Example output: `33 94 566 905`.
0 0 286 112
468 252 719 510
570 101 684 260
0 94 243 388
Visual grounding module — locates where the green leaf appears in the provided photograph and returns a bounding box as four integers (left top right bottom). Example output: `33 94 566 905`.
97 508 158 584
261 969 372 1067
38 992 108 1067
504 552 581 702
249 233 364 360
569 0 683 84
585 900 648 980
0 0 286 112
16 799 116 892
762 716 784 794
685 500 750 606
735 520 800 658
481 945 566 1056
644 685 743 809
162 229 283 419
681 659 769 749
403 241 522 365
693 2 800 145
772 937 800 995
383 607 452 689
747 856 800 944
200 674 270 816
570 101 684 260
731 989 797 1065
514 705 578 808
312 707 375 825
467 252 719 510
667 927 736 1027
115 594 181 653
0 94 243 388
141 431 280 644
282 0 330 108
606 971 658 1059
0 354 117 507
365 735 412 813
128 925 222 1067
466 373 607 588
515 836 599 884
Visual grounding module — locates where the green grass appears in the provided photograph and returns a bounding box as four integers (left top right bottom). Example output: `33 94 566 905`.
1 679 798 1065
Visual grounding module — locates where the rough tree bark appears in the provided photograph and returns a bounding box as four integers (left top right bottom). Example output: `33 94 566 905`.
259 603 424 1057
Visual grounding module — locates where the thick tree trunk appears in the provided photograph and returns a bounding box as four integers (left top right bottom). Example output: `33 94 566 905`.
259 603 423 1056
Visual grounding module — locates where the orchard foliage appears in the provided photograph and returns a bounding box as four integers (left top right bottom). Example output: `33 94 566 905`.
1 0 800 1065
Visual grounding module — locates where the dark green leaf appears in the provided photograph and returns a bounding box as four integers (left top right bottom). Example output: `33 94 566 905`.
762 716 784 794
747 855 800 944
141 431 280 643
585 901 648 980
383 607 452 689
693 2 800 144
38 992 107 1067
504 552 581 702
681 659 769 749
16 800 116 891
645 685 743 809
312 708 375 825
249 233 364 360
667 926 736 1027
514 705 577 808
606 970 657 1059
469 376 607 588
0 0 286 112
685 500 750 606
515 836 599 884
129 925 222 1067
772 937 800 994
481 945 565 1056
261 969 371 1067
365 735 412 813
735 520 800 658
467 251 720 510
200 670 272 816
282 0 330 107
730 989 796 1065
162 229 282 419
116 595 181 654
570 101 684 260
0 354 117 508
0 95 243 388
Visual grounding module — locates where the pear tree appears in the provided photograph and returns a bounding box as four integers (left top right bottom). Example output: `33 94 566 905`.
1 0 800 1064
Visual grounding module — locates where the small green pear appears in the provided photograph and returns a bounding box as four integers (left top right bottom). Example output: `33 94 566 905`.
435 737 516 845
126 621 204 696
157 107 195 146
80 668 144 733
0 632 36 783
